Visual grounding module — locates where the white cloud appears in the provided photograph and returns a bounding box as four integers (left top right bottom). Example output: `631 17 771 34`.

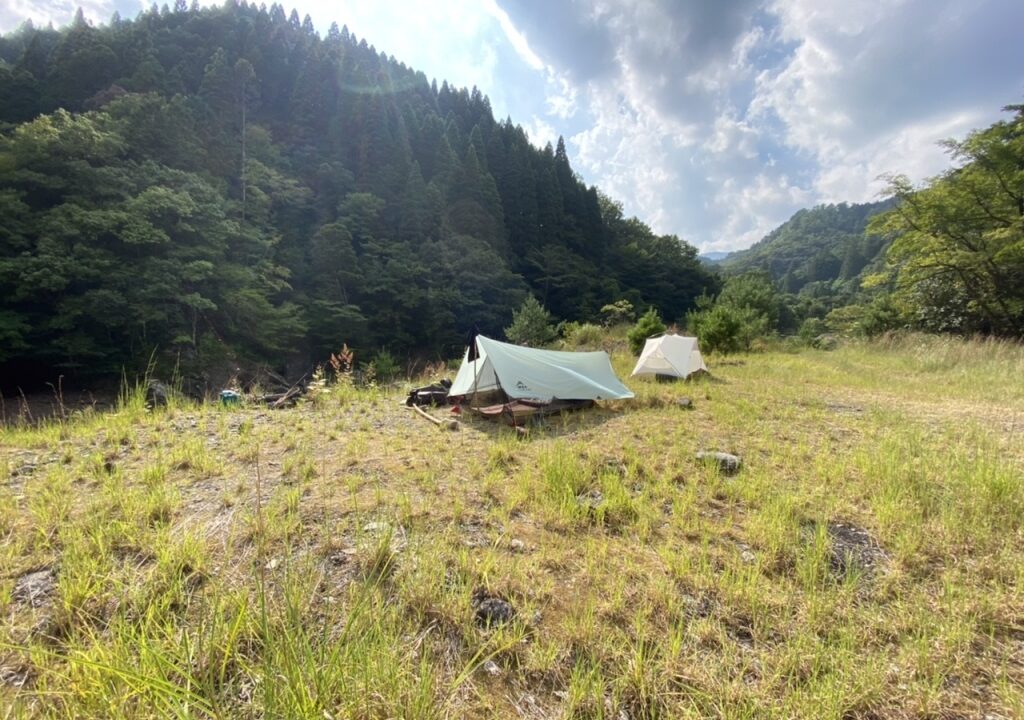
0 0 122 31
705 113 759 158
570 84 689 237
544 71 578 120
522 115 556 149
812 110 987 202
707 172 812 252
481 0 545 71
504 0 1024 250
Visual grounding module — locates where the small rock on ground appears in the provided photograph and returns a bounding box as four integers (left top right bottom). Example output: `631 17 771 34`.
696 451 741 475
577 489 604 508
145 380 170 408
472 588 515 628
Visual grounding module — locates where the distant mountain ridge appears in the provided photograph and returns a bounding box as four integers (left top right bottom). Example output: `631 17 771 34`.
722 199 895 295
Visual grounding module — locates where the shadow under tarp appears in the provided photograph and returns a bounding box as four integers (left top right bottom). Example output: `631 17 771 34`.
472 398 594 424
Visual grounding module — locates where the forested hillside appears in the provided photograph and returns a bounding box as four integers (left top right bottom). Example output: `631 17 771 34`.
700 107 1022 344
721 200 894 296
0 2 717 386
716 103 1023 341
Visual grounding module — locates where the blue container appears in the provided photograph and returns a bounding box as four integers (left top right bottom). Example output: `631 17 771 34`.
220 390 241 407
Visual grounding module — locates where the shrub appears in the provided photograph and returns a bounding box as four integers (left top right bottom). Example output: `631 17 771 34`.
366 348 401 383
688 303 768 354
562 322 604 349
505 295 556 347
627 307 666 355
825 295 905 338
599 299 635 326
798 317 828 344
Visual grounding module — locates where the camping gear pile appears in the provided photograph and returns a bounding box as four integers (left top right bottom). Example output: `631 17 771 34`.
404 379 452 407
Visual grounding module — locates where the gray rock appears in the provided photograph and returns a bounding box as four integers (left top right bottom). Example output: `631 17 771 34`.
12 463 36 478
696 451 742 475
472 588 515 628
145 380 170 408
677 397 694 409
0 666 32 689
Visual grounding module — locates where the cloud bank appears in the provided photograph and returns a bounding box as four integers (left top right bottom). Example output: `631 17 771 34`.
498 0 1024 250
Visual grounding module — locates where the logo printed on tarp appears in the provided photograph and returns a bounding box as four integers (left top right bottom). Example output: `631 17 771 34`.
515 381 531 391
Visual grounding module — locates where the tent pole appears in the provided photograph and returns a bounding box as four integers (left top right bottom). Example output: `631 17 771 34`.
470 337 480 411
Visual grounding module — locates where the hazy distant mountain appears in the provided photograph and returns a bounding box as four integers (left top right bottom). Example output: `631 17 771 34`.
698 251 731 263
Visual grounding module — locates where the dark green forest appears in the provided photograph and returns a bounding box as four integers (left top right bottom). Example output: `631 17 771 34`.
0 2 718 387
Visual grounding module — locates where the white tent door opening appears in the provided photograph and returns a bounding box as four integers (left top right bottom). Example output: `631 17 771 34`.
631 334 707 379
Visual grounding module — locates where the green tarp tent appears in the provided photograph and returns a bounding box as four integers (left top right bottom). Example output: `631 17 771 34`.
448 335 634 403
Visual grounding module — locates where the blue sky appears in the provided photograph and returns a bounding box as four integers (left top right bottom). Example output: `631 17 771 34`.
3 0 1023 251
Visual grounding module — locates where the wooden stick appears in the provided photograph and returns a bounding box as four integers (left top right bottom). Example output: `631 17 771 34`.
270 385 302 408
411 404 443 425
410 404 459 430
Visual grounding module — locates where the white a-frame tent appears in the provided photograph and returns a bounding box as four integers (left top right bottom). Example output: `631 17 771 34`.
630 334 707 379
448 335 634 404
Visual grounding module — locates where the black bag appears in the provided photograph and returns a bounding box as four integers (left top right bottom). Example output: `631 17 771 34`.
404 378 452 407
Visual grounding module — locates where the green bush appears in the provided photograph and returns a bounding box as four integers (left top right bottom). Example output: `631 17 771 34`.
798 317 829 344
825 295 905 338
505 295 556 347
599 299 635 326
366 348 401 383
688 303 768 354
627 307 666 355
561 322 604 349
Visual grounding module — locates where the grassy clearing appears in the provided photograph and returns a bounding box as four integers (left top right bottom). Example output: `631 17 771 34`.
1 334 1022 718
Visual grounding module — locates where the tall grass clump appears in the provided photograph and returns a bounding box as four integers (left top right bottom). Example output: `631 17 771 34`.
561 322 605 350
536 443 591 526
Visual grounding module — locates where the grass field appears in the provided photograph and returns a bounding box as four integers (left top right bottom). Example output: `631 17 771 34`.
1 334 1023 719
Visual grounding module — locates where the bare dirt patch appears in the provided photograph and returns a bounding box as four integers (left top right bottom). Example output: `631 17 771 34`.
825 522 889 580
11 569 55 609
